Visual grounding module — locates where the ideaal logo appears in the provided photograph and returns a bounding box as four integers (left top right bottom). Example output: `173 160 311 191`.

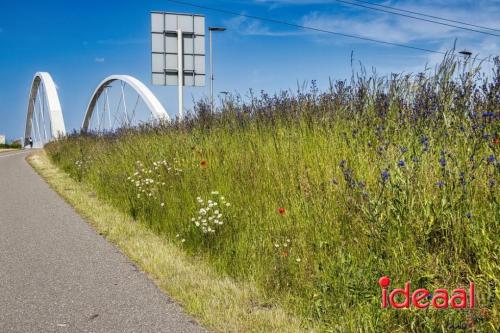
379 276 475 309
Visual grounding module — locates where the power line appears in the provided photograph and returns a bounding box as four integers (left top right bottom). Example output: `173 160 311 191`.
332 0 500 38
165 0 492 62
166 0 445 55
349 0 500 33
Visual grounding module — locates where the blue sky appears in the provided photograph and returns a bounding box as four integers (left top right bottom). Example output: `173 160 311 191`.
0 0 498 140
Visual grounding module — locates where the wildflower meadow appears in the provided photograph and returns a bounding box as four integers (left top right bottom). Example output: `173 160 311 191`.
46 55 499 331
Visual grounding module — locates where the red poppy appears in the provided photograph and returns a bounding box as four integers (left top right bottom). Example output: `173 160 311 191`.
200 160 207 169
278 207 286 216
281 251 289 257
493 137 499 145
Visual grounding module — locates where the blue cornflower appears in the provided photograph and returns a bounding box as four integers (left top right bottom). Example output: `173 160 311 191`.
427 294 433 300
466 212 472 219
436 181 445 188
381 170 390 182
400 146 408 154
412 157 419 163
397 160 406 168
439 157 446 168
459 172 467 186
482 111 494 118
487 155 495 164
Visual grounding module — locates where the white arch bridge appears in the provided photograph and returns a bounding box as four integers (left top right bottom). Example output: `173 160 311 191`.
24 72 171 147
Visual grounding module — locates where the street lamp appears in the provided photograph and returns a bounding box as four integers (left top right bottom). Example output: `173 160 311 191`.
208 26 226 113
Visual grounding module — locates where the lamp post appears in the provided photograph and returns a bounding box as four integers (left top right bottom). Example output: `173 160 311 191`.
208 26 226 113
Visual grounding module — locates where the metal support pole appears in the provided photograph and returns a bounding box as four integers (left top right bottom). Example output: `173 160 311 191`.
120 82 128 126
33 102 42 145
208 27 225 114
210 29 214 113
177 29 184 119
38 90 48 142
105 88 111 130
95 99 100 131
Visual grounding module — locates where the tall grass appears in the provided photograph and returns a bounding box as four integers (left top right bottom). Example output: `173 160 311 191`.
46 55 499 332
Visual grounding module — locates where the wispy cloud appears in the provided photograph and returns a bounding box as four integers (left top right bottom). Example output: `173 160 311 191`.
224 14 304 36
248 0 499 71
243 1 500 47
94 57 105 63
299 1 499 43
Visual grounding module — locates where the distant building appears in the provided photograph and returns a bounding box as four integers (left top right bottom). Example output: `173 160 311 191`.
0 134 5 145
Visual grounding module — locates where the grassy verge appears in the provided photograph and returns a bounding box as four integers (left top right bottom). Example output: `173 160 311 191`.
0 148 18 153
27 151 311 333
44 56 499 332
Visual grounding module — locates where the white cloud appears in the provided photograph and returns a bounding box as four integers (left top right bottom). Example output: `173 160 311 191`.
294 0 499 67
238 0 499 73
94 57 105 63
224 14 304 36
299 1 500 43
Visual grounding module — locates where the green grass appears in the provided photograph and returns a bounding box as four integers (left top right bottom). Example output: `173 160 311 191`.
0 143 22 150
45 56 499 332
27 151 310 333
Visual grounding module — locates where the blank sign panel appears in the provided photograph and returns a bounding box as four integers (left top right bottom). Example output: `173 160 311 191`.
151 12 205 86
165 14 178 31
151 34 164 53
165 36 178 53
151 13 164 33
152 73 165 85
194 16 205 35
195 55 205 74
195 74 205 87
165 54 178 71
184 55 194 71
152 54 164 72
183 35 194 54
166 73 178 85
178 15 193 33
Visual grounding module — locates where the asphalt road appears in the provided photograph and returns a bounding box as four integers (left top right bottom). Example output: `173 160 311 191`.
0 150 206 333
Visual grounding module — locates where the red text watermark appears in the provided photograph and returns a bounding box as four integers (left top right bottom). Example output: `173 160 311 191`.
379 276 475 309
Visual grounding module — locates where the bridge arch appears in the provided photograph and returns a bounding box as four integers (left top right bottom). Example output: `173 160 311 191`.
82 75 169 132
24 72 66 147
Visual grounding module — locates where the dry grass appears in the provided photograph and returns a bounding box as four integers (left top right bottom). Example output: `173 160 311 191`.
27 150 312 333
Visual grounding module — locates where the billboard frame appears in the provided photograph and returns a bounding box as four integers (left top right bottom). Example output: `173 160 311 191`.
151 11 206 119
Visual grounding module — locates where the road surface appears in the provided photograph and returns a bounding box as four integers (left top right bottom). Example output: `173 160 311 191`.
0 150 206 333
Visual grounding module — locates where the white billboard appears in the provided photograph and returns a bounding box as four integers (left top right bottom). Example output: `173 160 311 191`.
151 12 206 87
